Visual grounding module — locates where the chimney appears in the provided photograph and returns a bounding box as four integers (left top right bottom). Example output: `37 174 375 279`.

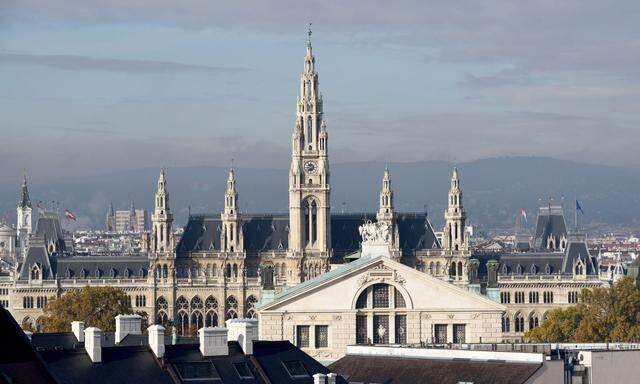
84 327 102 363
72 321 85 342
198 327 228 357
313 373 327 384
226 318 258 355
148 325 165 358
115 314 142 344
327 373 337 384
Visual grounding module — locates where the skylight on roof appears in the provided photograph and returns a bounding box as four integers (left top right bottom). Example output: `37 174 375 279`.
174 362 221 381
233 362 254 379
283 360 309 378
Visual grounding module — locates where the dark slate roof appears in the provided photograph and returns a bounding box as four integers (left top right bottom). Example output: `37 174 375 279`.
562 234 597 275
29 329 342 384
164 342 261 384
17 241 54 281
243 215 289 252
328 354 541 384
0 307 58 384
55 256 149 279
252 340 346 384
497 233 597 277
35 213 67 252
39 345 174 384
331 214 376 259
179 212 439 261
396 213 441 252
533 206 567 250
497 252 564 276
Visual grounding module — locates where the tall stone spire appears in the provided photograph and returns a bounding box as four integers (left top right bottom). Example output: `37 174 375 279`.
151 168 173 254
289 28 331 254
376 167 395 223
106 202 115 231
221 167 243 252
443 167 467 252
18 173 31 209
17 172 33 234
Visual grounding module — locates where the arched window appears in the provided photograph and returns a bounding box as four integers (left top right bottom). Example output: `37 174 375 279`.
191 296 203 312
436 261 441 275
245 295 258 319
304 198 318 246
449 262 456 277
233 264 238 278
394 288 406 308
529 313 539 330
515 313 525 333
191 311 203 332
205 296 219 327
457 261 463 277
502 315 510 332
429 262 435 275
225 296 238 320
30 265 40 280
355 289 368 309
226 264 231 278
156 297 168 325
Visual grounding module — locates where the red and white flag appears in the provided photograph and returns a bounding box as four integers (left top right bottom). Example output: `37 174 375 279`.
520 208 527 224
64 209 77 221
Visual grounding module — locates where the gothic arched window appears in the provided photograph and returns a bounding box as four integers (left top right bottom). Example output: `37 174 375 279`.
205 296 219 327
304 198 318 247
225 296 238 320
245 295 258 319
515 313 525 333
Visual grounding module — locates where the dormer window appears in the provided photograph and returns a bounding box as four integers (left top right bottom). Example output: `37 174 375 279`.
30 264 41 280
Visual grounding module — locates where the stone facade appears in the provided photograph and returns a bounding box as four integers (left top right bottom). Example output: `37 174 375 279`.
258 256 505 360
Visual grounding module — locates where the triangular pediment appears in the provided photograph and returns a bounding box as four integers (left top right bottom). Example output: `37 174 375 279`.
259 256 504 312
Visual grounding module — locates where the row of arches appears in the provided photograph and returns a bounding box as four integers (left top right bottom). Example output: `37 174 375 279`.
155 294 258 336
502 311 546 333
170 263 244 280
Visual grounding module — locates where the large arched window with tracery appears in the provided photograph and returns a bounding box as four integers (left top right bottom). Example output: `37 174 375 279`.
176 296 189 335
245 295 258 319
225 296 239 320
156 297 169 325
205 296 219 327
354 283 409 345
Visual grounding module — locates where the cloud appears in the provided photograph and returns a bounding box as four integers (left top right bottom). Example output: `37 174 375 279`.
0 52 249 74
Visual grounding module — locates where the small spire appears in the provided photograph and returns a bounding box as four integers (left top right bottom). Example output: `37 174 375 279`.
307 22 313 48
18 170 31 208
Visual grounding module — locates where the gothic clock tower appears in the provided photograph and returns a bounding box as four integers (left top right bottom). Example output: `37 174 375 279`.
289 28 331 256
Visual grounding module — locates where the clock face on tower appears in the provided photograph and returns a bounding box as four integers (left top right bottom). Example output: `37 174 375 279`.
304 161 317 174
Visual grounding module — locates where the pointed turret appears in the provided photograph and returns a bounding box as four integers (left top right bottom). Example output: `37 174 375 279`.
128 201 137 232
18 173 31 209
443 167 467 252
106 202 115 231
221 167 243 252
376 167 395 223
150 168 173 254
17 172 33 235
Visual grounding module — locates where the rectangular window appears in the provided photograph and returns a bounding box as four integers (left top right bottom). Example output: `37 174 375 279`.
395 315 407 344
515 291 525 304
453 324 466 344
315 325 328 348
296 325 310 348
174 362 221 381
283 361 309 378
233 362 254 379
356 315 367 345
500 292 511 304
373 315 389 344
373 284 389 308
434 324 447 344
529 291 539 303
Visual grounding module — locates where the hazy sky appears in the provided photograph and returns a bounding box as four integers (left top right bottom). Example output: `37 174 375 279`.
1 1 639 182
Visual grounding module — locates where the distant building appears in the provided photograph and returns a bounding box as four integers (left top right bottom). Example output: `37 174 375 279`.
108 203 147 233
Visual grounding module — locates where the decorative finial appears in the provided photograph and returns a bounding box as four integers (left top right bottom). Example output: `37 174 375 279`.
307 22 312 46
230 157 235 171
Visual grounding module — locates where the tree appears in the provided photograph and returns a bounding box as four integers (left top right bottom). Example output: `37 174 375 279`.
526 277 640 342
41 286 132 333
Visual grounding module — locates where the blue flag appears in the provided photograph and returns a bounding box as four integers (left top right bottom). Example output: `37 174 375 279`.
576 200 584 215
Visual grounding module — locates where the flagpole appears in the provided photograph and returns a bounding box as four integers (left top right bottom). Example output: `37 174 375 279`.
574 197 578 230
